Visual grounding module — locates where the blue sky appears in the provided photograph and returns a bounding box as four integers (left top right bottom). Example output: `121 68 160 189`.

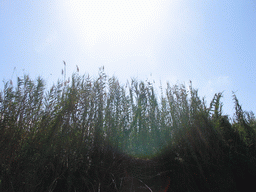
1 0 256 117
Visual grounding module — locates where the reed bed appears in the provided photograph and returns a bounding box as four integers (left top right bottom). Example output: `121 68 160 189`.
1 67 256 191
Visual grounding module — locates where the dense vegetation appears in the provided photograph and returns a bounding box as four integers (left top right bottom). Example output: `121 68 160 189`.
1 67 256 191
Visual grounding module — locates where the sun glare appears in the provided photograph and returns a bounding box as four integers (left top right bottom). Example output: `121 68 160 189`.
61 0 169 60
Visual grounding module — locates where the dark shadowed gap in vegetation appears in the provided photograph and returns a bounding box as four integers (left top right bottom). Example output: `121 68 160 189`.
1 67 256 192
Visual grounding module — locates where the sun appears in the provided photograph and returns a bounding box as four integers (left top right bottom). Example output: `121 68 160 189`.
59 0 169 60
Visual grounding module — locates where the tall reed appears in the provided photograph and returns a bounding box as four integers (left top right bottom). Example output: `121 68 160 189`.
1 68 256 191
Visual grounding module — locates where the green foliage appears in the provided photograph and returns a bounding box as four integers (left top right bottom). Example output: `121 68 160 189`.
1 68 256 191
